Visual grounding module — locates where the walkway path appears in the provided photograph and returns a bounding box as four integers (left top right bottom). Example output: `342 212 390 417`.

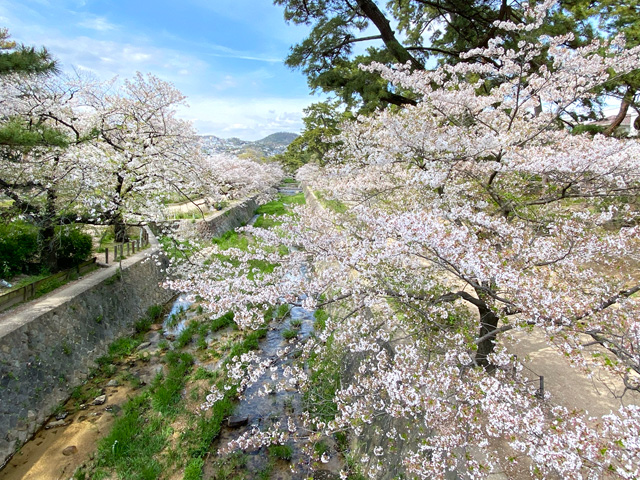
0 228 160 338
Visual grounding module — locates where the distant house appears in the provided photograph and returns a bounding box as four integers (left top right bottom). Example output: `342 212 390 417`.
587 112 639 137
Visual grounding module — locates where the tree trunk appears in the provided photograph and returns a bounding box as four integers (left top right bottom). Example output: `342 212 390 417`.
355 0 423 70
40 188 59 272
604 87 632 136
473 290 500 369
112 211 128 243
112 173 128 243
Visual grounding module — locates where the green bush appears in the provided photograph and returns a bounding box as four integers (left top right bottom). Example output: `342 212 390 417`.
0 221 39 277
269 444 293 461
55 225 92 269
571 124 605 136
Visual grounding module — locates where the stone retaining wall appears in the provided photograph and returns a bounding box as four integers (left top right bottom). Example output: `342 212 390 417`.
0 248 173 468
194 192 266 240
0 190 275 468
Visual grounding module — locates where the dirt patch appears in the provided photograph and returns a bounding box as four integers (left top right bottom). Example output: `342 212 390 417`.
0 384 134 480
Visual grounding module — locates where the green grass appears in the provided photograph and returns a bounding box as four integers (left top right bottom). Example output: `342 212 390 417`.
2 271 49 293
209 311 236 331
253 193 305 229
160 236 200 261
94 351 195 478
192 367 218 381
255 200 287 216
108 336 142 357
275 304 291 319
96 394 167 480
174 311 236 349
171 211 204 220
151 351 194 415
282 328 298 340
304 334 341 423
134 304 164 333
253 215 282 229
207 452 248 480
314 190 347 213
281 192 305 205
226 328 268 361
183 457 205 480
314 309 329 331
212 230 249 251
34 276 66 298
269 444 293 461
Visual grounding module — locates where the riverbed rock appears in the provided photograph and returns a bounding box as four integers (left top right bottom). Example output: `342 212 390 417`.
150 323 163 331
136 342 151 351
106 379 119 387
147 332 162 343
45 419 68 429
91 394 107 406
62 446 78 456
313 471 340 480
55 411 69 420
105 404 121 414
228 415 249 428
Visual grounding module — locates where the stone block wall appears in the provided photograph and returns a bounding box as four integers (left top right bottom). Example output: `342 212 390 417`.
0 252 173 468
0 190 275 468
195 192 269 240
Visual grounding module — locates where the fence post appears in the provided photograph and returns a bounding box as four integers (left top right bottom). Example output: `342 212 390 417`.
535 376 545 399
132 241 136 254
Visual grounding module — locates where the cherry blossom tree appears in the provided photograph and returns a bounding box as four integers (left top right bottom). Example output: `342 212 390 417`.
199 153 284 202
0 69 236 268
80 72 206 241
168 2 640 478
0 71 100 268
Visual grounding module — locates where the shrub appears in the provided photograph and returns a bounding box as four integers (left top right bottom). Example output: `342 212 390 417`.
55 225 92 269
0 221 39 277
571 124 606 136
269 444 293 461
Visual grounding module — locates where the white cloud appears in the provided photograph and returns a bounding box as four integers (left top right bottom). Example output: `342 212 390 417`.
35 34 208 85
77 16 116 32
178 95 318 140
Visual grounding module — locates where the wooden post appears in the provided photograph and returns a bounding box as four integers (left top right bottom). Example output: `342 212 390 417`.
127 242 130 255
132 241 136 254
105 247 109 264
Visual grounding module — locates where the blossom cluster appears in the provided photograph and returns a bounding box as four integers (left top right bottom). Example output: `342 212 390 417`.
168 3 640 478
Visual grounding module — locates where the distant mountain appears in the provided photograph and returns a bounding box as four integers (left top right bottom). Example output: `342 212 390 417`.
200 132 298 158
255 132 299 145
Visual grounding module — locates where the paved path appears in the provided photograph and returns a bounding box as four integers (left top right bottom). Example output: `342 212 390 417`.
0 228 160 339
508 328 639 417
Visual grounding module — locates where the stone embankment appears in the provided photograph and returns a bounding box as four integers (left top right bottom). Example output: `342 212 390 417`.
0 190 276 469
0 231 173 468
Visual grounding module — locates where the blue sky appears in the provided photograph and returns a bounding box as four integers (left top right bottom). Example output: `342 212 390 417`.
0 0 319 140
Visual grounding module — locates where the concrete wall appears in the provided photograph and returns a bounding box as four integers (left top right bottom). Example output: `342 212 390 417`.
0 247 174 468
